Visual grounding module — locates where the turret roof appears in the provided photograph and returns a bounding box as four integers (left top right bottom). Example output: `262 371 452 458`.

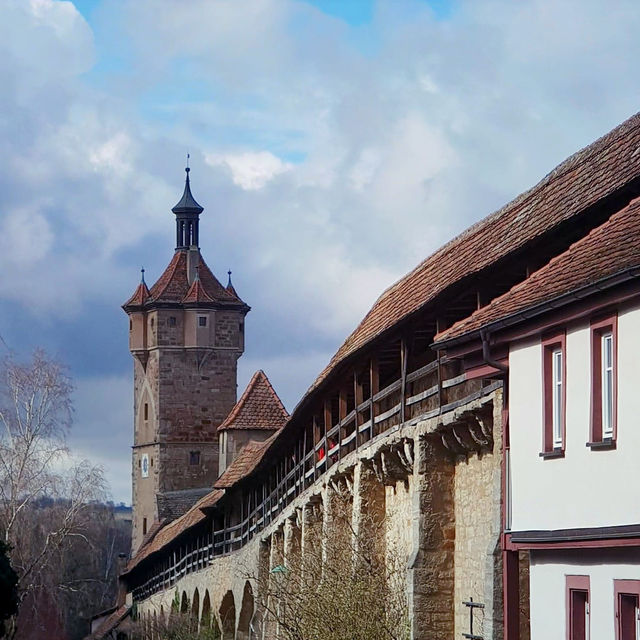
122 269 150 309
218 370 288 432
182 267 215 304
171 167 203 214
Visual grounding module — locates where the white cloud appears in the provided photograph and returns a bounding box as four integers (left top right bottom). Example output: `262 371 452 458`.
205 151 292 190
2 0 640 496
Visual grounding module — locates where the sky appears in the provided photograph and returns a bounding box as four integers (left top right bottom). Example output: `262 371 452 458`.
1 0 639 503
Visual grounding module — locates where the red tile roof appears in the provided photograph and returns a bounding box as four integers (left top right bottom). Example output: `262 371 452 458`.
122 280 150 309
148 250 239 304
214 435 278 489
123 250 245 310
182 269 215 304
302 112 640 398
85 604 130 640
125 489 223 574
218 370 289 432
434 197 640 345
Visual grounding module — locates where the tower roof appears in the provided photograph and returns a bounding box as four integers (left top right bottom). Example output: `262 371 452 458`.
142 251 243 306
226 270 239 298
218 370 289 432
122 269 150 309
172 167 203 215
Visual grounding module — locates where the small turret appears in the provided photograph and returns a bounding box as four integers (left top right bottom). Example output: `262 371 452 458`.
172 161 203 249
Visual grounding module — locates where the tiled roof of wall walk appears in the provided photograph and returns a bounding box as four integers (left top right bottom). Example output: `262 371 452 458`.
124 250 243 307
214 435 278 489
85 604 131 640
300 112 640 399
137 519 166 553
434 197 640 346
156 487 213 521
218 370 289 432
125 490 224 574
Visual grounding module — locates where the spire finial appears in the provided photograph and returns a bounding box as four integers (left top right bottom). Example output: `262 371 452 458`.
227 270 232 287
141 267 146 284
185 153 190 179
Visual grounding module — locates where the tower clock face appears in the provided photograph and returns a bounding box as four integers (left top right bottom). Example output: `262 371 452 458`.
141 453 149 478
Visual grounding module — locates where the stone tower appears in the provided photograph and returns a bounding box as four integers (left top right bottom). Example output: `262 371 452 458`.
123 167 250 553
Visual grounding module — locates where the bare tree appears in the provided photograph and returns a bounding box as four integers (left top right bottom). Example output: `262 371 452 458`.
247 493 410 640
0 350 110 638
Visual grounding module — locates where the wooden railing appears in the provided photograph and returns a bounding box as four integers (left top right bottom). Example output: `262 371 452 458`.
131 355 499 601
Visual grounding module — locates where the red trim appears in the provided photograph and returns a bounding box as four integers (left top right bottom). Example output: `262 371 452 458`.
506 535 640 551
590 313 618 444
465 361 508 380
503 549 520 640
614 579 640 640
566 575 590 640
542 331 566 454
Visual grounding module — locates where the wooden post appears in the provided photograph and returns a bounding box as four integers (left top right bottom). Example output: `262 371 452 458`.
313 415 319 482
400 337 409 424
338 389 347 461
370 357 379 436
354 370 363 448
324 399 331 466
436 317 444 409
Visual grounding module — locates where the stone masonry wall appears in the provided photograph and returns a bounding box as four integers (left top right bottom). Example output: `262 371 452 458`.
133 390 504 639
452 392 503 639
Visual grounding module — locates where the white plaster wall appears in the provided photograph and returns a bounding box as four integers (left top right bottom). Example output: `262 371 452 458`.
509 303 640 531
529 548 640 640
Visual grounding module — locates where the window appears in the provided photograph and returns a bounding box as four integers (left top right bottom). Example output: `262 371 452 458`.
615 580 640 640
566 575 590 640
590 314 617 447
169 316 177 327
189 451 200 466
129 319 133 331
144 403 149 421
541 332 566 456
198 316 207 327
552 349 564 447
143 517 147 536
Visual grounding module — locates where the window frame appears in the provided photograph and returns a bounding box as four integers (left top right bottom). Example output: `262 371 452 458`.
614 579 640 640
198 315 208 327
541 331 566 457
566 575 590 640
589 314 618 449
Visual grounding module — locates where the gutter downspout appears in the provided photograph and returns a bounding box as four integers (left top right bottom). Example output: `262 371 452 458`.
480 330 508 373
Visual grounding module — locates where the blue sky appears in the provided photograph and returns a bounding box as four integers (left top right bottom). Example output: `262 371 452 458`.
1 0 639 502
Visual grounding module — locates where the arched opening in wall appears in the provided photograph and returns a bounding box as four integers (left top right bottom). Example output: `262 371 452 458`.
191 588 200 631
201 590 212 628
237 581 255 640
180 590 189 614
219 590 236 640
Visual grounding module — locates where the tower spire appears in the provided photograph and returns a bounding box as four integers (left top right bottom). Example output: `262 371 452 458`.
172 161 203 249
